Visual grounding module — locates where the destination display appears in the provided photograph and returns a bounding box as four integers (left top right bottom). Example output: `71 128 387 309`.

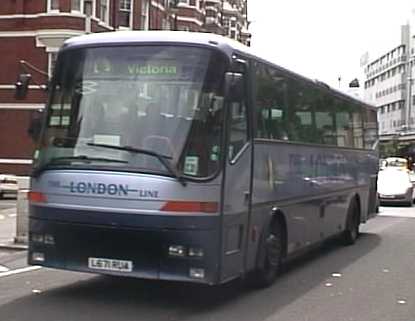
83 49 209 82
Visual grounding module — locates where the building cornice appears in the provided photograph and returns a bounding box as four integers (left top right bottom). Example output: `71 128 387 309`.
0 12 87 19
177 16 204 27
0 103 45 110
0 29 85 38
0 159 33 164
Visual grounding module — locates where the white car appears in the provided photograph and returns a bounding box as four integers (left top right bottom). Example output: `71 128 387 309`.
0 174 18 199
378 168 415 206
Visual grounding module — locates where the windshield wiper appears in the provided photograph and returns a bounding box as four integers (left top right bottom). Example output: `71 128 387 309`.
87 143 187 186
32 155 128 177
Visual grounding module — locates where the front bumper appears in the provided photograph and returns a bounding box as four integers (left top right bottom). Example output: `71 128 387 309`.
28 217 221 285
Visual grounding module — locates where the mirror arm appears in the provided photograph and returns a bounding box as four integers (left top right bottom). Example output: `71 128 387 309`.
19 60 49 77
19 60 50 88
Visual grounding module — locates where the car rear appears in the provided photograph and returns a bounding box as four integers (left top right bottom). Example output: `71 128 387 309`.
0 175 18 198
378 169 413 206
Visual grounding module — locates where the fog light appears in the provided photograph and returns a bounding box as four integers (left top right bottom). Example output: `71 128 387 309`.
188 247 204 258
31 234 44 243
32 252 45 263
169 245 186 257
189 268 205 279
44 234 55 245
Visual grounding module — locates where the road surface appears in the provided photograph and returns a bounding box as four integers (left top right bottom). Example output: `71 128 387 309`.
0 205 414 321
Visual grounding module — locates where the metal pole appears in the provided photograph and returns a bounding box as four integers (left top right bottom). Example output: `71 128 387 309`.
148 0 152 30
403 23 412 132
405 59 412 131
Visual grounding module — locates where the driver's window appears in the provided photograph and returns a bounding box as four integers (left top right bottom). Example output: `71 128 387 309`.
228 101 248 161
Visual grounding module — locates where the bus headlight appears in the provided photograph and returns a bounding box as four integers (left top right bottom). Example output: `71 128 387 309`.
44 234 55 245
31 233 55 245
189 268 205 279
188 247 204 258
168 245 186 257
31 234 44 243
32 252 45 262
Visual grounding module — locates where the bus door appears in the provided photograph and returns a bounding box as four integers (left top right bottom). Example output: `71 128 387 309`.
220 63 252 281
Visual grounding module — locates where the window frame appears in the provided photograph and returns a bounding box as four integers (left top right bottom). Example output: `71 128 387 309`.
99 0 110 23
47 0 60 13
71 0 83 13
118 0 133 28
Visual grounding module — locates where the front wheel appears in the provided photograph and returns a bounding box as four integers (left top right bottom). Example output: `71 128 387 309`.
246 220 283 288
342 201 360 246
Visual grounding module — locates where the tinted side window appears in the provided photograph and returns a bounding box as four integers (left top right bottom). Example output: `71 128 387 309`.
287 80 316 143
334 101 353 148
363 109 378 150
351 104 364 148
254 63 288 140
314 93 336 145
254 61 370 149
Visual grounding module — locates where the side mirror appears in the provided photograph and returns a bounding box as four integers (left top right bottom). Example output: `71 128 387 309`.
28 108 44 142
15 73 32 99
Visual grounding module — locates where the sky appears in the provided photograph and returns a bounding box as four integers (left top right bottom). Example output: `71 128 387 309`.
249 1 415 93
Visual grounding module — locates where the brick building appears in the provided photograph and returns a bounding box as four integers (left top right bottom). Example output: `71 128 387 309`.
0 0 250 175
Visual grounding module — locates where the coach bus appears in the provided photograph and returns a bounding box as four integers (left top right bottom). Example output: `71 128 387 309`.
19 31 378 287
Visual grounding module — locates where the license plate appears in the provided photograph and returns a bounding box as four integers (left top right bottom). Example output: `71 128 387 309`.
88 257 133 272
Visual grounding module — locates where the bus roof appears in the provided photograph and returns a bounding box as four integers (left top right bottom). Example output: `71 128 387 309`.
63 31 375 111
63 30 246 58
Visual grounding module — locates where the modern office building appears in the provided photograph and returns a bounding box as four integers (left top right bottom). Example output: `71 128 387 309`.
363 24 415 144
0 0 250 175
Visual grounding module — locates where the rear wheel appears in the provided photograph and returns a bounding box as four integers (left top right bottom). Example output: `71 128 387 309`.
342 200 360 246
246 220 283 288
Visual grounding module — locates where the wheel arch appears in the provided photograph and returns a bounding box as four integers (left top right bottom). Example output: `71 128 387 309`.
255 206 288 269
269 207 288 258
350 193 362 223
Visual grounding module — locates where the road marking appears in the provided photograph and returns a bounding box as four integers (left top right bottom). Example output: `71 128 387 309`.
0 214 5 220
8 213 16 218
0 266 42 278
0 265 9 272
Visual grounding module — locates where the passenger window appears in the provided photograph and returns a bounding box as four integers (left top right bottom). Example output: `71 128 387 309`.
335 111 353 147
289 82 318 144
255 62 288 140
315 111 336 145
351 109 364 148
363 109 378 150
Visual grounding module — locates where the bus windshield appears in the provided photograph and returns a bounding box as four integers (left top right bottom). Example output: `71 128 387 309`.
36 46 227 178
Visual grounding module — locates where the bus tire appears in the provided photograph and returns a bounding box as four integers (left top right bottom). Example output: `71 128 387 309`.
246 220 283 288
342 200 360 246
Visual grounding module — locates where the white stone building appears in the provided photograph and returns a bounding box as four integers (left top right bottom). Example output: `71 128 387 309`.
363 24 415 138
